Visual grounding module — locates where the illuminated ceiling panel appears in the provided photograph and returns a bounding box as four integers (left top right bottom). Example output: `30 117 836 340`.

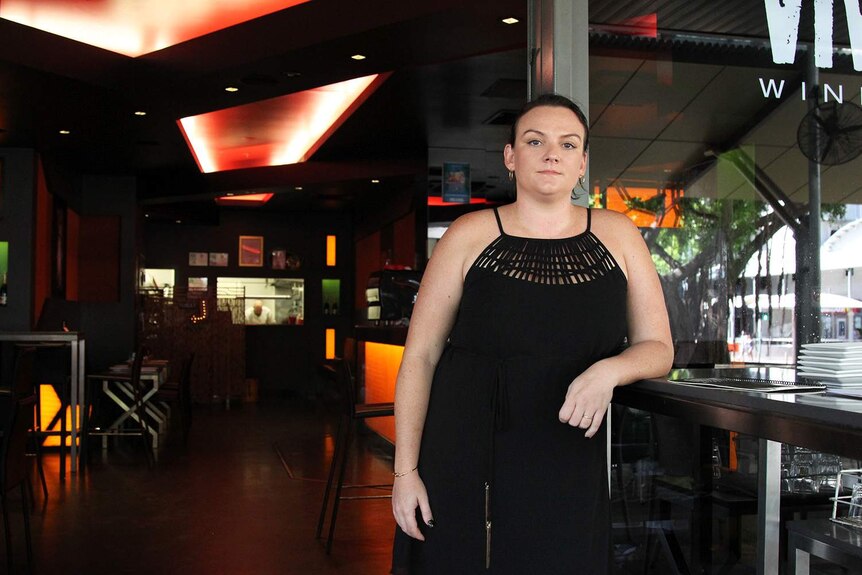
0 0 310 57
215 193 274 207
178 74 389 174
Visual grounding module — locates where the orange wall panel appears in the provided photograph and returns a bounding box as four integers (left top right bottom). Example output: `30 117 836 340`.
363 341 402 444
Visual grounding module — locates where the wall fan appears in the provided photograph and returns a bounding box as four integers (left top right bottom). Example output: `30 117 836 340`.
796 101 862 165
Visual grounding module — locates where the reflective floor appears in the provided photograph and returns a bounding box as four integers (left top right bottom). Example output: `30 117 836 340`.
4 399 850 575
9 396 395 575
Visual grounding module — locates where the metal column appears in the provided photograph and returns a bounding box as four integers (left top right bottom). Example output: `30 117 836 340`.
528 0 590 206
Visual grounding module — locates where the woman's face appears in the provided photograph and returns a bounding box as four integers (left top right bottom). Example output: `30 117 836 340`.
503 105 588 199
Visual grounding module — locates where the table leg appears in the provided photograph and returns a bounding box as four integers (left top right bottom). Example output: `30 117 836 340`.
103 380 160 449
757 438 781 575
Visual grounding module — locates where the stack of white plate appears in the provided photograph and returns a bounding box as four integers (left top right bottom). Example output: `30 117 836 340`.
797 343 862 388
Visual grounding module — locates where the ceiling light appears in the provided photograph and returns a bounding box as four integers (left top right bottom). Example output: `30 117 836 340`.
215 193 274 206
502 17 519 24
351 54 366 60
134 111 147 116
59 130 70 135
179 73 388 173
295 186 303 191
0 0 312 57
371 179 380 184
225 86 239 92
175 220 182 224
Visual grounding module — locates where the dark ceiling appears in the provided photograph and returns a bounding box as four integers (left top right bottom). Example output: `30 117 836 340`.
3 0 861 219
0 0 528 215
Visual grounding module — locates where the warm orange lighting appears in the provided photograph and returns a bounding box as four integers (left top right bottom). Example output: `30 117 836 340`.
325 329 336 360
215 193 274 206
326 235 337 267
0 0 311 57
178 73 388 173
364 342 403 443
40 384 78 447
603 186 682 228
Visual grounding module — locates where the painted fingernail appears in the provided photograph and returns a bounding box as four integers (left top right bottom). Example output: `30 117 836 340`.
426 519 435 528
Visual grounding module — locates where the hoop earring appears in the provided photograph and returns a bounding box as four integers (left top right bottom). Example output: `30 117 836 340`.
578 175 586 188
508 171 514 182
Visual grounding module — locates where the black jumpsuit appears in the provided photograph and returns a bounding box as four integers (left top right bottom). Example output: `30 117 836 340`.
393 207 629 574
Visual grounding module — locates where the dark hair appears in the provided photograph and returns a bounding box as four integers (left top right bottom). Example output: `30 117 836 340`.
508 93 590 151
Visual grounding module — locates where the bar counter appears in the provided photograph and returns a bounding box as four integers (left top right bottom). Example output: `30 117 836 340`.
355 326 407 443
356 344 862 573
614 367 862 575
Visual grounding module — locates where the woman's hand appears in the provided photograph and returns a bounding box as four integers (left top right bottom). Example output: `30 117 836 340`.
392 472 434 541
558 360 619 438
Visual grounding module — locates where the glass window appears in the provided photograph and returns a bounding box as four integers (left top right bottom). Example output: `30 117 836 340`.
217 277 304 325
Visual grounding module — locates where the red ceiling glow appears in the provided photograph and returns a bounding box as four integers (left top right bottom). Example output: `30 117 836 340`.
178 73 389 174
215 193 274 207
616 13 658 38
427 197 490 206
0 0 310 57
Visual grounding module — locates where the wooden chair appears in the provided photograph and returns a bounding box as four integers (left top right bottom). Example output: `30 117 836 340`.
155 353 195 446
0 346 48 508
315 353 394 554
0 393 37 574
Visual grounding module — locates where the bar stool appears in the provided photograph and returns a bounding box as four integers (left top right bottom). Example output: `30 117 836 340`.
315 356 394 554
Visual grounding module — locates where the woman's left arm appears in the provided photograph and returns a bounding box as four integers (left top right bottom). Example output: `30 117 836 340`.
558 214 673 437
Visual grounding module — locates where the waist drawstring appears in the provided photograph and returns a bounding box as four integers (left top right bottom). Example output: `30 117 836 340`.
486 359 509 570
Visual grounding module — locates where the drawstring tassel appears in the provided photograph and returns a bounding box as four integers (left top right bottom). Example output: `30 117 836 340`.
485 481 492 569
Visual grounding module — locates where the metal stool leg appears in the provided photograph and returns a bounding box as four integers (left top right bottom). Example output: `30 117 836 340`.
326 421 355 554
316 413 346 539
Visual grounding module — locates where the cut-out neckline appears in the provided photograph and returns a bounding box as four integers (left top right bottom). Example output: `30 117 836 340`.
471 231 620 286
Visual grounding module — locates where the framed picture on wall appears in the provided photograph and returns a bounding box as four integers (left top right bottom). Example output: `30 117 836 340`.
271 249 286 270
209 252 228 267
189 252 208 266
239 235 264 267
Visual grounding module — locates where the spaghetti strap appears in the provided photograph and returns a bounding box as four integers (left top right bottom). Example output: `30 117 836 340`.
585 207 592 232
493 207 505 234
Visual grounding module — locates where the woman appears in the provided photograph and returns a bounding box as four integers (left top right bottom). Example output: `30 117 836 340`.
391 94 673 574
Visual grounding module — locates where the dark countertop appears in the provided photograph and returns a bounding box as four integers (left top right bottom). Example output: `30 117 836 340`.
354 325 408 346
616 366 862 460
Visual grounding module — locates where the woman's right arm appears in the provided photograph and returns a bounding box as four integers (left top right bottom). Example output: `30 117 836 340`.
391 217 475 541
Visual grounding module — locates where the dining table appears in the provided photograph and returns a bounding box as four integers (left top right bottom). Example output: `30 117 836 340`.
0 331 85 477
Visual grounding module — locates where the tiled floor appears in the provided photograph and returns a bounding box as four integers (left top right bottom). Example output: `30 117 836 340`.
9 397 396 575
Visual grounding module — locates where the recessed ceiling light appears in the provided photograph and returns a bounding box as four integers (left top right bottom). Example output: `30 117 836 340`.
144 213 150 218
502 17 519 24
175 219 182 224
371 179 380 184
134 111 147 116
225 86 239 92
59 130 71 135
294 186 303 191
351 54 366 60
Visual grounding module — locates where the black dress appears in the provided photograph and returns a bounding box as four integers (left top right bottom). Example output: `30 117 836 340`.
393 207 628 575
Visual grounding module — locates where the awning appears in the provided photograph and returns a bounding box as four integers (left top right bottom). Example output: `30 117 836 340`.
737 292 862 310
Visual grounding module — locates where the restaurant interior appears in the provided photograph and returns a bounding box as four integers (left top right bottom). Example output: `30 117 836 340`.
2 0 862 573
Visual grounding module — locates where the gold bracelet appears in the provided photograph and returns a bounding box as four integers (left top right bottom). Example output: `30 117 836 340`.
392 465 418 478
